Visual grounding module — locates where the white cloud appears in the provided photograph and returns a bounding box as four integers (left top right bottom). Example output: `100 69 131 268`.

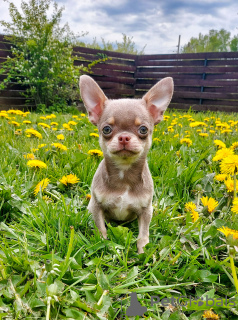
0 0 237 53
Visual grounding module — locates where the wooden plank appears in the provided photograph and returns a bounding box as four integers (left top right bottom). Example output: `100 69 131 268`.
0 97 32 106
96 81 133 89
0 50 11 58
86 68 134 78
0 90 26 97
137 59 238 67
88 63 136 72
73 46 136 59
206 74 238 80
135 66 238 74
101 88 135 95
74 57 135 67
137 52 238 61
90 75 136 85
202 99 238 106
170 103 238 112
208 59 238 67
136 78 238 90
173 91 238 100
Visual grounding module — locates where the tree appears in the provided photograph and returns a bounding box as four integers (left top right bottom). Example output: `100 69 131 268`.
182 29 232 53
77 33 146 55
0 0 82 111
230 35 238 51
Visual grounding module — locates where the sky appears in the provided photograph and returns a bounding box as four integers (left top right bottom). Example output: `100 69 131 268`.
0 0 237 54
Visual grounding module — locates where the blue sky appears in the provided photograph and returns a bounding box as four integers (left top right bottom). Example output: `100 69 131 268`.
0 0 237 53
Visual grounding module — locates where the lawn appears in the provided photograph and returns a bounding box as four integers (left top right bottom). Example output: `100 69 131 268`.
0 108 238 319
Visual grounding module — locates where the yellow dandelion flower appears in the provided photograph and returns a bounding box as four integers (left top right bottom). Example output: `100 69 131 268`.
34 178 50 196
173 134 179 138
0 113 8 118
153 138 161 142
201 196 218 213
203 310 219 319
59 174 79 186
51 122 58 126
52 143 67 151
57 134 65 140
88 149 103 157
80 113 86 117
231 142 238 150
38 144 47 149
38 122 51 129
209 130 215 134
189 121 207 127
214 174 227 182
23 120 31 124
40 116 46 120
199 133 209 137
14 129 22 135
191 210 199 222
221 129 232 134
218 226 238 238
27 160 47 169
185 202 196 212
25 128 42 139
90 133 99 138
214 140 226 149
212 148 234 161
220 155 238 175
10 121 20 126
62 123 73 130
180 138 192 147
231 198 238 215
68 121 77 126
86 194 91 200
224 178 238 192
23 153 35 160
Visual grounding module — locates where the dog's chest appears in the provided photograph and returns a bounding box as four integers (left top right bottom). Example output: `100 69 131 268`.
95 187 147 221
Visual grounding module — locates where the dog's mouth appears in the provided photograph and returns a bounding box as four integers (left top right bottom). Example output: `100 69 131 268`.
114 147 139 157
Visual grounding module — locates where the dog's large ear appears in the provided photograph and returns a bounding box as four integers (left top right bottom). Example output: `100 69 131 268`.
79 75 108 125
143 77 174 124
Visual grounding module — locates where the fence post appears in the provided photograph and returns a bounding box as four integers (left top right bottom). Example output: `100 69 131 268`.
199 58 208 105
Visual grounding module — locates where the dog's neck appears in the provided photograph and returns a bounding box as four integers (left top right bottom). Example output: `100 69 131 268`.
103 154 147 187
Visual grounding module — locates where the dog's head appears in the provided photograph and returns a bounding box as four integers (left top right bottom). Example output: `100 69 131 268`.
79 75 173 168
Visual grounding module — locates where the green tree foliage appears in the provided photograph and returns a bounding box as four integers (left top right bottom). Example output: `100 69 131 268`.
0 0 82 111
230 35 238 51
77 33 146 55
182 29 238 53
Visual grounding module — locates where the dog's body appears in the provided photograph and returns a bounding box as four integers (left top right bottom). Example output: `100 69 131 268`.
79 75 173 253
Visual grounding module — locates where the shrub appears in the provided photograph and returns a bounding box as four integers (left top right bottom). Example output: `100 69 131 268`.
0 0 82 110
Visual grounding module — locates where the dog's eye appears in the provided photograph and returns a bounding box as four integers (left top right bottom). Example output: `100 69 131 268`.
102 126 112 135
139 126 148 135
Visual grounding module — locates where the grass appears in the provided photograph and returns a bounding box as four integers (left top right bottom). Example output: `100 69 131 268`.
1 108 238 319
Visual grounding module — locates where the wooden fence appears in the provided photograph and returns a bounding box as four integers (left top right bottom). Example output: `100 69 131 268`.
1 34 238 112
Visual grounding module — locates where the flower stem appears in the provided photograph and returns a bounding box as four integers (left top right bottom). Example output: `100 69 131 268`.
184 216 202 235
232 174 237 220
230 255 238 294
46 296 51 320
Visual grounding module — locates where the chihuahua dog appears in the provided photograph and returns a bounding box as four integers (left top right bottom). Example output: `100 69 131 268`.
79 75 173 253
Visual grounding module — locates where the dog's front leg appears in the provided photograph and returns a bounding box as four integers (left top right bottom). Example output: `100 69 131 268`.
93 210 107 240
89 197 107 239
137 206 153 254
